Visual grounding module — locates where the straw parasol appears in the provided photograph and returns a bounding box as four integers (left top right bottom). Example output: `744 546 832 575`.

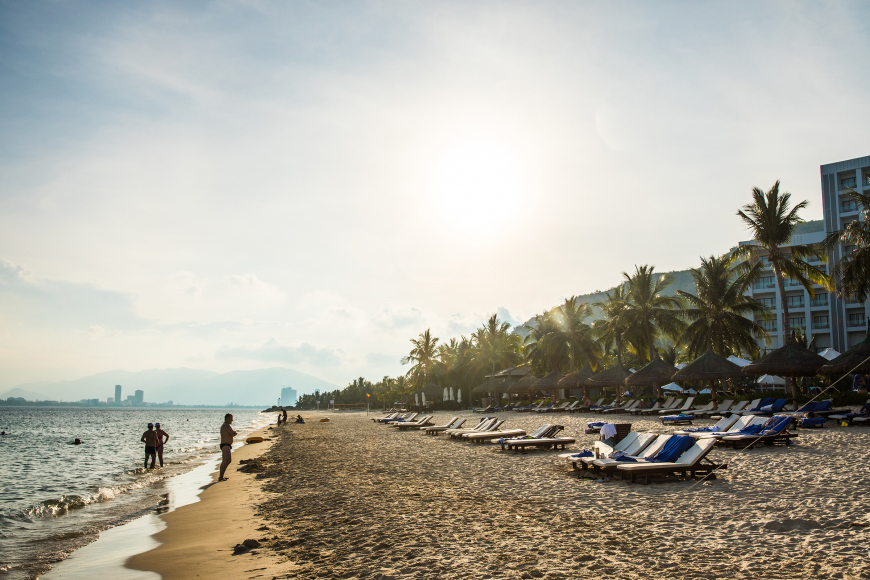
558 362 596 400
672 348 745 405
743 332 830 410
586 364 633 402
624 352 678 399
506 373 542 406
471 378 502 394
818 321 870 377
531 371 565 404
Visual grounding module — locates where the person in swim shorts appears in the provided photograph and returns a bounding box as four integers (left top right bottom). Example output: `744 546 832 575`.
154 423 169 467
218 413 236 482
141 423 158 469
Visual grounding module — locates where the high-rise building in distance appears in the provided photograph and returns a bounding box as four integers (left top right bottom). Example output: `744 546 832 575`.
115 385 122 405
134 390 144 405
280 386 298 406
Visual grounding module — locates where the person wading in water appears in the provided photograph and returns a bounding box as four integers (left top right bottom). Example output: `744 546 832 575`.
154 423 169 467
218 413 237 482
141 423 158 469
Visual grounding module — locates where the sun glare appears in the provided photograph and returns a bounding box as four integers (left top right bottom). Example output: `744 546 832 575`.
429 138 526 237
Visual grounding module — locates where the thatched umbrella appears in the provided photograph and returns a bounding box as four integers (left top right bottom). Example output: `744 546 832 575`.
586 364 633 402
471 378 502 405
818 321 870 377
506 373 542 406
498 376 518 404
531 371 565 404
558 362 596 400
743 333 829 411
671 348 743 405
625 352 677 400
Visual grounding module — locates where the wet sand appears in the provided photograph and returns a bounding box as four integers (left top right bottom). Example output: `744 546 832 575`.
135 412 870 579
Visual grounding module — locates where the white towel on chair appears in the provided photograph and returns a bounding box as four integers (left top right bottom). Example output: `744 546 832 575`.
600 423 618 440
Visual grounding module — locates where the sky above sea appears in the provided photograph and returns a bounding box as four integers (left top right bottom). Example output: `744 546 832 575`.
1 1 869 389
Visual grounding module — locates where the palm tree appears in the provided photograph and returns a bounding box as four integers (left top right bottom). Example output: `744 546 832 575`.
735 181 832 340
523 309 565 372
592 285 630 368
676 254 770 359
552 296 601 371
620 265 685 361
473 314 523 377
823 188 870 303
401 329 439 389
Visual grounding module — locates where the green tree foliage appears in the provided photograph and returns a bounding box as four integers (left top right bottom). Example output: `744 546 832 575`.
676 254 770 358
823 188 870 303
735 181 832 339
620 265 685 362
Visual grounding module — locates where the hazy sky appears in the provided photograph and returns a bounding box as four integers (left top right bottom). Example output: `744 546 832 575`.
2 1 869 390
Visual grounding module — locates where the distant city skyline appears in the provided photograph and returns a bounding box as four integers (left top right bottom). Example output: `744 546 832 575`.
2 1 870 389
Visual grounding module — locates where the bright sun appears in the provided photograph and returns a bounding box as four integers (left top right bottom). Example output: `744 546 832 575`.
429 137 526 236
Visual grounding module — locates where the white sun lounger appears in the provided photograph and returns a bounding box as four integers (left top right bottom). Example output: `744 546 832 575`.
693 415 765 439
673 414 739 436
615 438 723 484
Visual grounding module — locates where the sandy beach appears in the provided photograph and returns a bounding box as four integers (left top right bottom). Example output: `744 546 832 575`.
130 411 870 580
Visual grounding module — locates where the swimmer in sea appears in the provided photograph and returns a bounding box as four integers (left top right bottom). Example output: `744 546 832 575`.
141 423 158 469
218 413 236 482
74 438 82 445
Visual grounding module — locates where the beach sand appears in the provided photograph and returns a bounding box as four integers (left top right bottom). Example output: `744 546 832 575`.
126 426 285 580
133 412 870 579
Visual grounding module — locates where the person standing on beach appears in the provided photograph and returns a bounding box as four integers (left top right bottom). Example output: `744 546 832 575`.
218 413 237 482
141 423 158 469
154 423 169 467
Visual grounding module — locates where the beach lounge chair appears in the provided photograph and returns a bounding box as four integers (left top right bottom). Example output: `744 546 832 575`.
689 401 716 415
589 399 618 412
742 398 787 416
534 403 556 413
554 401 579 413
379 412 416 423
615 437 725 484
394 415 433 430
723 400 750 415
449 419 504 439
828 400 870 423
660 414 695 426
692 415 764 439
372 412 399 422
572 434 673 477
571 397 605 413
641 398 679 415
693 400 734 418
421 417 462 435
719 415 796 448
659 397 694 415
602 400 640 414
463 423 553 443
540 401 570 413
501 426 575 453
516 401 547 413
631 400 662 415
445 417 495 436
559 431 643 471
734 399 765 415
673 415 739 435
473 405 495 414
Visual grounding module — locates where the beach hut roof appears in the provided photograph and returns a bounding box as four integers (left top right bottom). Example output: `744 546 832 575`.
531 371 565 390
661 382 683 391
585 364 633 386
471 378 502 394
624 353 677 386
495 376 518 393
557 363 596 387
672 348 743 381
818 322 870 375
506 373 542 393
741 337 828 377
757 374 786 385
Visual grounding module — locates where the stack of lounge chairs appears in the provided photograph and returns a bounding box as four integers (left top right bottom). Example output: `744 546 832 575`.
569 398 604 413
501 426 575 453
393 415 433 430
422 417 466 435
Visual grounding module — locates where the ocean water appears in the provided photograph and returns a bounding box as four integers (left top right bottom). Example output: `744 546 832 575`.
0 407 269 579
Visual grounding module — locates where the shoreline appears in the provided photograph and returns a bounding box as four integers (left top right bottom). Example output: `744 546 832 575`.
125 424 285 580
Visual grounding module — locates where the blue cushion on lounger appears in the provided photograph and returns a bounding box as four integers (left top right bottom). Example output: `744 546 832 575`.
662 414 693 421
799 417 825 427
568 450 594 458
647 435 694 463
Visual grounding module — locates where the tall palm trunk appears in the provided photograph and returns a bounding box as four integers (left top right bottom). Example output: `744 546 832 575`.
771 257 791 340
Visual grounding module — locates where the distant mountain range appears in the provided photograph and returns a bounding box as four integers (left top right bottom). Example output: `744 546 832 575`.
515 219 824 335
1 367 340 406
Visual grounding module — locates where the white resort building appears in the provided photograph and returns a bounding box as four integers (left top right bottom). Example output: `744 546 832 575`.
741 154 869 354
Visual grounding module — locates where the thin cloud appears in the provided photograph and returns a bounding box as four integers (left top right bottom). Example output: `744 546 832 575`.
216 339 342 367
